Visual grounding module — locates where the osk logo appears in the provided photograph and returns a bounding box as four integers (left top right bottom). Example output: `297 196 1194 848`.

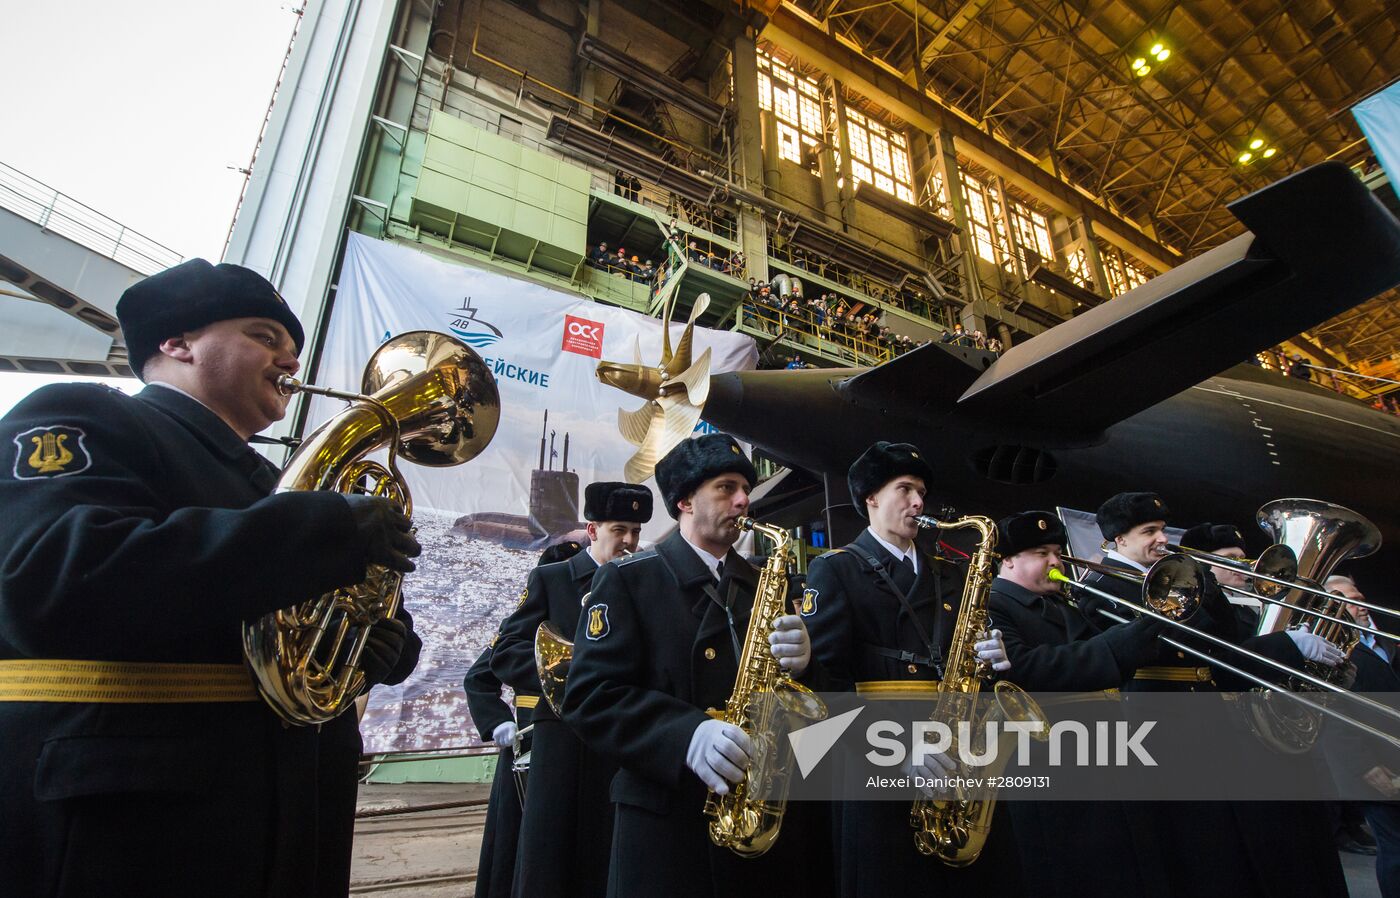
561 315 605 358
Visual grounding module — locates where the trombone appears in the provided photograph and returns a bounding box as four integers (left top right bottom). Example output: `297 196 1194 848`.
1046 563 1400 752
1169 542 1399 626
1067 551 1400 648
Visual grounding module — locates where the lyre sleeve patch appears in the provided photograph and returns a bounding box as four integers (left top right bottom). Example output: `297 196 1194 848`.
585 603 611 641
12 426 91 480
516 587 529 609
799 587 818 617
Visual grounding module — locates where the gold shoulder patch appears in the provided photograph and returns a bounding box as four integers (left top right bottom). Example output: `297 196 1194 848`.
13 425 91 480
585 603 611 640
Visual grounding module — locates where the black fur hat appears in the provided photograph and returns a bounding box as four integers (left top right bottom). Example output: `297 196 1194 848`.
847 441 934 519
654 433 756 519
583 482 653 523
117 258 304 379
538 540 584 566
1096 492 1169 540
997 511 1067 558
1180 523 1246 555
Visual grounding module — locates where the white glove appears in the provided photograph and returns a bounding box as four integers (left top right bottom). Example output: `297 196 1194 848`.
1287 625 1345 667
768 614 812 675
687 719 752 794
492 721 518 749
975 629 1011 672
909 745 958 798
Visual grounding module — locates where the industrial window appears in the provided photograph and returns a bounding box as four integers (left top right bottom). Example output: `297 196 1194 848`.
959 171 1011 267
757 52 823 166
929 171 951 220
1007 199 1055 270
844 108 915 204
1100 245 1155 297
1066 247 1093 289
1123 258 1153 290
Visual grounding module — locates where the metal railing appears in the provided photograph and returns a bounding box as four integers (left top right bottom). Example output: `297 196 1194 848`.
0 162 182 275
739 302 901 366
591 171 739 242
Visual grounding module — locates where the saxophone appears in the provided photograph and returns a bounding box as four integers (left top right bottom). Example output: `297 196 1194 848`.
909 514 1047 866
704 516 828 857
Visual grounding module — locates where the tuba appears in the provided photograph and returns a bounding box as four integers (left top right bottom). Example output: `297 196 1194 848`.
1242 499 1381 751
910 514 1047 866
535 620 573 716
242 331 500 725
705 517 827 857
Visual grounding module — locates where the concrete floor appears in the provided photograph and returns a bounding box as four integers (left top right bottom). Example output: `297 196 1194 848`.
350 783 1384 897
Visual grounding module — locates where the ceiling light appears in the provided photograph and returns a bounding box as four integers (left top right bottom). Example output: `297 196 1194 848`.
1150 43 1163 56
1262 147 1277 159
1137 65 1151 76
1238 151 1254 163
1249 138 1264 150
1155 48 1170 61
1132 57 1147 70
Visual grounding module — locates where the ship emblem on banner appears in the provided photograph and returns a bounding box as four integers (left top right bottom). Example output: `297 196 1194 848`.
446 297 504 348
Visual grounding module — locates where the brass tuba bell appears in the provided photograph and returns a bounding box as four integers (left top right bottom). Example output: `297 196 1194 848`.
535 620 574 716
242 331 500 725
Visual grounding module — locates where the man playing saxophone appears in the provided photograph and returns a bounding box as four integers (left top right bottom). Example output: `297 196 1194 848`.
561 434 821 897
0 259 421 896
803 441 1012 894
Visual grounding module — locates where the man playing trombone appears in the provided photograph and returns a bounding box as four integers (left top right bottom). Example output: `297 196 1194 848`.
988 510 1166 897
1074 494 1347 895
1325 573 1400 897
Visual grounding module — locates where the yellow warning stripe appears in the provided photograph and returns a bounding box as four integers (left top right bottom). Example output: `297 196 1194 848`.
855 680 939 697
0 660 258 703
1037 689 1121 707
1133 665 1213 683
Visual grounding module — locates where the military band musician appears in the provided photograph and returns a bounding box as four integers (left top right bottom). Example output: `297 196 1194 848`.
0 259 421 896
491 482 652 897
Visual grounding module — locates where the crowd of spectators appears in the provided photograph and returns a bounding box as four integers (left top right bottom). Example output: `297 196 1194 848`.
938 323 1003 354
675 232 746 278
1249 348 1400 417
586 242 658 283
586 213 752 292
743 278 926 362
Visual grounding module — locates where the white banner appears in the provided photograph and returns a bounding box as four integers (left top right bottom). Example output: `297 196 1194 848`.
316 233 756 751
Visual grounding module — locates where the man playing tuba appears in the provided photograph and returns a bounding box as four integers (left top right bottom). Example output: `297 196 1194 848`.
0 259 421 896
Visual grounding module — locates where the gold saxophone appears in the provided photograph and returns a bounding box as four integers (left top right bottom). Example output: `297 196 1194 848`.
242 332 500 725
705 516 828 857
909 514 1046 866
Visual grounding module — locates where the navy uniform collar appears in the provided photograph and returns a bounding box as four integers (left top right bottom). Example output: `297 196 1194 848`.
568 548 598 583
135 384 252 462
656 529 714 588
991 575 1052 608
851 528 929 571
656 530 759 619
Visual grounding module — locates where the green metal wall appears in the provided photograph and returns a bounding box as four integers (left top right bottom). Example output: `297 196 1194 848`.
410 111 589 278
